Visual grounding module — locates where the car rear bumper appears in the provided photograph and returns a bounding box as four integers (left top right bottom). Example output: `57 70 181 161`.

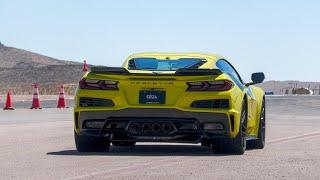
75 108 232 143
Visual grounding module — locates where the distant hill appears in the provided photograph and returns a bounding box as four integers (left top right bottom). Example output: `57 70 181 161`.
0 42 83 95
0 42 78 68
257 80 320 95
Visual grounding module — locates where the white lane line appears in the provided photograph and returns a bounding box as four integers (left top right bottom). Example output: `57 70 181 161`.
61 157 183 180
267 131 320 144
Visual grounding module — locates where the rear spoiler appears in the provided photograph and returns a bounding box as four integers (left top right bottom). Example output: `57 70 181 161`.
174 68 222 76
90 66 222 76
90 66 130 75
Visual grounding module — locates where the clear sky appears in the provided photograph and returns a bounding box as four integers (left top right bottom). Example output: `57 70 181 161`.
1 0 319 82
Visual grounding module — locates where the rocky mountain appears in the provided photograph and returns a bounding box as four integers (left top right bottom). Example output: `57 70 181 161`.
0 42 83 95
0 42 78 68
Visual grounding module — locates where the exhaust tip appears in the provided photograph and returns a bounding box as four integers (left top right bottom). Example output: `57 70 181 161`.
129 123 141 134
152 123 161 133
142 123 151 132
162 123 173 134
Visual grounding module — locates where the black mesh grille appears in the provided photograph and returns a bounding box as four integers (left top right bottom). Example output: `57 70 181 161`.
79 97 114 107
191 99 229 108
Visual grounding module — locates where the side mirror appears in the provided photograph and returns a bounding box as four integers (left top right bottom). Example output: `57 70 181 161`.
246 72 265 86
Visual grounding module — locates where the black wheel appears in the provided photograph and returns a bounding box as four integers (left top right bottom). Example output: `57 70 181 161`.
212 99 247 155
112 141 136 147
211 138 227 153
74 131 110 152
248 98 266 149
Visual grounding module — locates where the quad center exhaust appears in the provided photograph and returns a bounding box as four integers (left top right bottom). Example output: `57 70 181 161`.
128 122 175 135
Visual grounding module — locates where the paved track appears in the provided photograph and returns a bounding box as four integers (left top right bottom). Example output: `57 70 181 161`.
1 96 320 180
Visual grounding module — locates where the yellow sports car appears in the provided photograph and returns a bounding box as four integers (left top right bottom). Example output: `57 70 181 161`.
74 53 265 154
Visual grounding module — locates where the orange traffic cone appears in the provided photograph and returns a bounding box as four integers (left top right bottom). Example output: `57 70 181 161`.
57 85 67 108
30 84 41 109
82 60 89 72
3 91 14 110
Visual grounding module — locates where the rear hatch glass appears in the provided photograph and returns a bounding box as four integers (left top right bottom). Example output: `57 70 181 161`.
128 58 207 71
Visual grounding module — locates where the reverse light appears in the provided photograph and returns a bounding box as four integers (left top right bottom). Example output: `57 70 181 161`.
187 80 233 91
84 120 105 129
178 123 198 130
203 123 224 130
79 79 119 90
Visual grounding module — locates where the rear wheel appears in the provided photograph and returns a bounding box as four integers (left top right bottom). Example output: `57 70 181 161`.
74 131 110 152
112 141 136 147
212 99 247 155
248 98 266 149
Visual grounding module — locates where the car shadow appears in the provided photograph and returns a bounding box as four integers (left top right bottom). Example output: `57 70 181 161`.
47 144 238 156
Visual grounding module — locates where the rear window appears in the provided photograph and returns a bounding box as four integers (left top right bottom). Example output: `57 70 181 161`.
128 58 207 71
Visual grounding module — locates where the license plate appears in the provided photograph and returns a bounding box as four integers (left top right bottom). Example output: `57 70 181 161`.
139 90 166 104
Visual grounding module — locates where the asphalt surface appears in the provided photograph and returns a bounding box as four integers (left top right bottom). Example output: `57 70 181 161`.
0 96 320 180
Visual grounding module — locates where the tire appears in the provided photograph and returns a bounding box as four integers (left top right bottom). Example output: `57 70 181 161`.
248 98 266 149
112 141 136 147
74 131 110 152
212 99 247 155
211 138 228 153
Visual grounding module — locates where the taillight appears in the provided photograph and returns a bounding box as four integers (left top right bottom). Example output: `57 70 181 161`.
187 80 233 91
79 79 119 90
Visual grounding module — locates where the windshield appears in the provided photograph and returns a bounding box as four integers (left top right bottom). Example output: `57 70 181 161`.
128 58 207 71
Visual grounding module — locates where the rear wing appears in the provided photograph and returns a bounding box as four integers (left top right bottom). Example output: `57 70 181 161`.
91 66 130 75
90 66 222 76
174 68 222 76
